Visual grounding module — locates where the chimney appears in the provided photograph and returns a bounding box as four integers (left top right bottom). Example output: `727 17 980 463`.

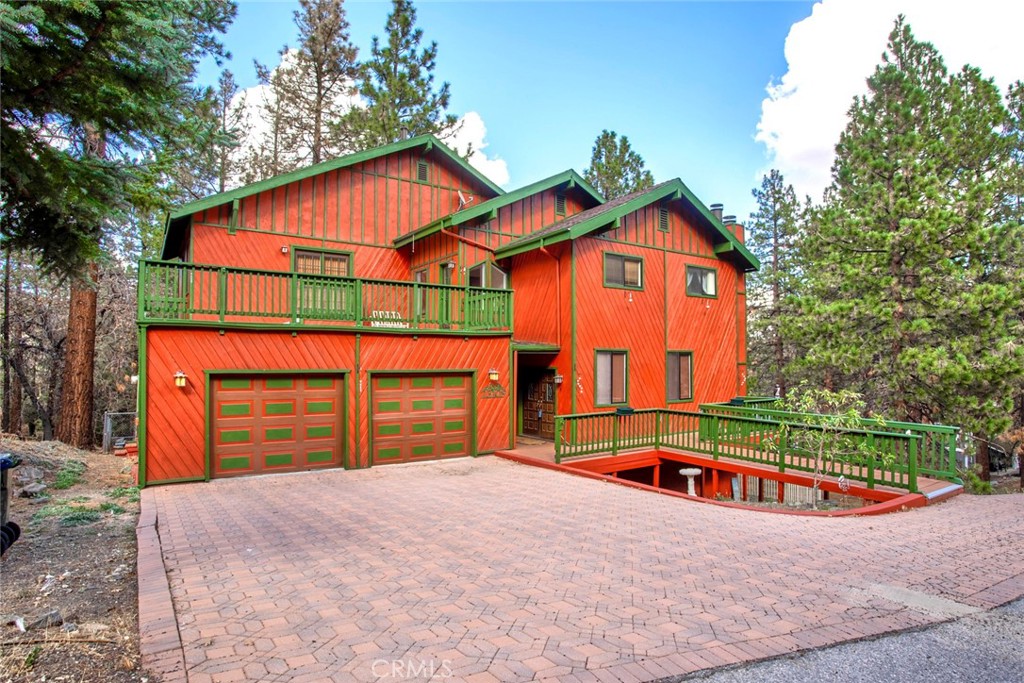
723 214 736 225
710 203 724 221
722 215 744 243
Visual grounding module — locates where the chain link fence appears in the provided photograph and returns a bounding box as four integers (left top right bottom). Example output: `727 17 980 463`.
102 412 137 453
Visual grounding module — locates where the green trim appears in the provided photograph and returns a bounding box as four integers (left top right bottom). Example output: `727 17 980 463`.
220 456 249 470
143 476 205 486
307 450 333 463
412 444 434 456
265 454 293 467
511 342 561 352
139 319 512 338
264 427 293 440
263 402 294 416
394 169 603 248
570 243 577 414
354 333 361 469
443 442 464 454
220 403 252 417
685 264 719 299
442 376 464 388
593 348 629 407
492 178 759 272
602 250 644 290
169 134 503 221
137 326 148 487
666 350 695 403
443 398 464 409
306 425 333 438
220 429 250 443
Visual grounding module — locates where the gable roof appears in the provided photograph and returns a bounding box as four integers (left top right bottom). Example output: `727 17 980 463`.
392 169 603 249
491 179 760 272
168 134 505 221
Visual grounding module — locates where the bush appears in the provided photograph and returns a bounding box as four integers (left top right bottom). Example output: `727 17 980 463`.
52 460 86 489
959 465 993 494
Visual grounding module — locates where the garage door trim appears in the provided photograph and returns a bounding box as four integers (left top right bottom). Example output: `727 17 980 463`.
368 369 477 467
205 369 349 480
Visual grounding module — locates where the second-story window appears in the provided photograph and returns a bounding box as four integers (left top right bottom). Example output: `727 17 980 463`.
604 252 643 289
295 249 350 277
685 265 717 297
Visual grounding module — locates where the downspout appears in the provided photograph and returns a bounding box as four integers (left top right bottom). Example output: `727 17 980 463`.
539 245 561 344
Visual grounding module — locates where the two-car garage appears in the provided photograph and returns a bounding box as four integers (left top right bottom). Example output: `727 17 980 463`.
210 372 472 478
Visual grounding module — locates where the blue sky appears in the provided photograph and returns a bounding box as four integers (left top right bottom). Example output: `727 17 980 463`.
198 0 1021 222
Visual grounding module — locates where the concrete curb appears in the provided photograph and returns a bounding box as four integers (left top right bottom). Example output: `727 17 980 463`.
137 488 187 682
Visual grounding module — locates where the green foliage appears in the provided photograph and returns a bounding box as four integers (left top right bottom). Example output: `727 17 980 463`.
959 465 994 494
0 0 236 276
746 170 804 396
52 460 86 490
99 502 126 514
781 17 1024 440
766 383 888 508
59 508 102 526
24 646 42 669
344 0 457 149
582 130 655 200
107 486 141 503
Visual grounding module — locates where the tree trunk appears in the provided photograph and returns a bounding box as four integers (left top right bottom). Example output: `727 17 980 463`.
56 263 98 448
2 248 11 434
975 432 990 482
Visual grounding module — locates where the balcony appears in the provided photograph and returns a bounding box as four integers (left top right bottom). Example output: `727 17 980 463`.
138 260 513 333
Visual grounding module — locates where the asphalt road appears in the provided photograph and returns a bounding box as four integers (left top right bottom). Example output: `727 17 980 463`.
678 598 1024 683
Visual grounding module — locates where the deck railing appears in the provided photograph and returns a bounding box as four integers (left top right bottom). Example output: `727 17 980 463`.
138 260 513 332
553 409 923 492
699 401 958 482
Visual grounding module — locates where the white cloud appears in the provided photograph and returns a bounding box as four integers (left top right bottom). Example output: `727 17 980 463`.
444 111 510 187
756 0 1024 203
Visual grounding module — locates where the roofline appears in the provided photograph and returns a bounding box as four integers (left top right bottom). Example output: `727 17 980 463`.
492 179 760 271
393 169 604 248
168 134 505 220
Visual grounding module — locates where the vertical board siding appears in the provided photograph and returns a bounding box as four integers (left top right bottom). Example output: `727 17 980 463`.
145 328 511 483
197 148 498 246
460 186 595 252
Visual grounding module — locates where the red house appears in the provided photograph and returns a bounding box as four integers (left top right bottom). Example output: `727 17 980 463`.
137 135 759 485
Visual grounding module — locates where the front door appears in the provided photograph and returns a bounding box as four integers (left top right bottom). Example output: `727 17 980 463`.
522 370 556 440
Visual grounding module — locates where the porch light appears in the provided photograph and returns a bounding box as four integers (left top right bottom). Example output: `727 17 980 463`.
446 261 456 270
553 374 564 385
281 246 289 254
174 371 188 389
488 368 500 382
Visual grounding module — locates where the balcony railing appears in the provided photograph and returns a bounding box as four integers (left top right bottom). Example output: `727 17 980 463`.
138 260 513 332
553 409 927 493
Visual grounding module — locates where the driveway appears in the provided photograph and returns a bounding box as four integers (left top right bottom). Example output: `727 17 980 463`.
138 457 1024 682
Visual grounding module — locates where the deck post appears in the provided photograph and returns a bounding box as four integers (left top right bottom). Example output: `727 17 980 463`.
554 417 563 463
711 416 719 460
612 416 619 457
217 267 227 322
908 436 919 493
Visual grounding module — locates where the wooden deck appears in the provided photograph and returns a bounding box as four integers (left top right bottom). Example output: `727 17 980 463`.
495 440 962 508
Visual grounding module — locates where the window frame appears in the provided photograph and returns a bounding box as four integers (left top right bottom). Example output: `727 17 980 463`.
666 350 695 403
594 349 629 407
292 246 353 278
685 264 718 299
603 251 644 291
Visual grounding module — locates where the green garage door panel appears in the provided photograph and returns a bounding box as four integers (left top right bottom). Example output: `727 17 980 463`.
211 375 344 478
371 374 472 465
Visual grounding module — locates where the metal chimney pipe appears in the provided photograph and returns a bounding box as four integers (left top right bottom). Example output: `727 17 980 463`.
710 203 724 221
723 214 736 225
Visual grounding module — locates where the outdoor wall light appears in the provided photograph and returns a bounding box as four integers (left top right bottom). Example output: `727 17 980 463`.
174 371 188 389
488 368 500 382
554 374 564 385
446 261 456 269
281 246 289 254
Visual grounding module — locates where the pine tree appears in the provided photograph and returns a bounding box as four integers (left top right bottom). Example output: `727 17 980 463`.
213 70 247 192
583 130 655 200
784 17 1024 474
344 0 457 149
746 170 802 397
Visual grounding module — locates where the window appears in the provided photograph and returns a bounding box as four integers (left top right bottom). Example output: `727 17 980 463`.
414 269 429 316
555 193 567 216
489 263 508 289
468 263 485 288
604 253 643 289
667 351 694 402
416 159 429 182
685 265 717 297
595 351 627 405
658 207 670 232
294 248 350 277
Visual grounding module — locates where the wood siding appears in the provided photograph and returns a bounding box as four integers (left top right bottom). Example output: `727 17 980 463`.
144 328 510 484
570 203 744 415
459 187 592 251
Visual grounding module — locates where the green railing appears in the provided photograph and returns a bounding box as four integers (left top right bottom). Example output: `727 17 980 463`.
553 409 923 492
699 401 958 482
138 260 513 332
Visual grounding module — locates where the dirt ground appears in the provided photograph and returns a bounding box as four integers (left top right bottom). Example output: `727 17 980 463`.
0 437 144 683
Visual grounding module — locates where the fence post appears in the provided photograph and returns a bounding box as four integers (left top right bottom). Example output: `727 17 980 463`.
137 261 147 321
290 272 299 323
354 279 363 326
947 430 958 480
654 411 662 449
612 416 619 457
711 416 719 460
867 435 875 489
778 427 787 473
217 268 228 321
554 417 563 464
908 436 919 493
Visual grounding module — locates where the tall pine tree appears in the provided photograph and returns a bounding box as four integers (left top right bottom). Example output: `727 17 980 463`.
784 17 1024 476
344 0 457 148
583 130 655 200
746 170 802 397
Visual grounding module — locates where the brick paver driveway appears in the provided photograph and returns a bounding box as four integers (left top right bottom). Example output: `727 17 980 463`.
139 457 1024 682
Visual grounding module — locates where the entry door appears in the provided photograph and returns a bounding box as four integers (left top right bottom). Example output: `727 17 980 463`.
523 370 557 440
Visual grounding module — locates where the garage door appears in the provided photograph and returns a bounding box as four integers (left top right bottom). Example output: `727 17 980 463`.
371 374 471 465
211 375 344 477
